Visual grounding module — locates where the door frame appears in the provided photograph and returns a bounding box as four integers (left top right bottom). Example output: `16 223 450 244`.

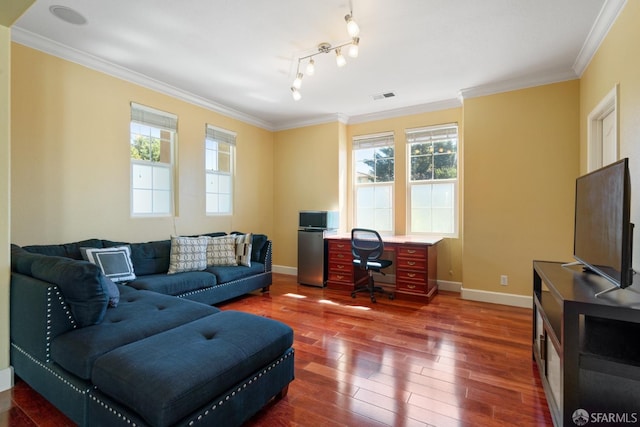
587 84 619 172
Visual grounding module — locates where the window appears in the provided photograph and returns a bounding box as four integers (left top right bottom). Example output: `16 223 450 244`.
353 132 395 233
130 103 177 216
205 125 235 215
406 124 458 236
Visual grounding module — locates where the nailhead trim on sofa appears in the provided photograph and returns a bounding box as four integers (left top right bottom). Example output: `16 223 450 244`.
11 343 90 396
86 349 295 427
46 287 77 362
90 393 138 426
184 349 294 426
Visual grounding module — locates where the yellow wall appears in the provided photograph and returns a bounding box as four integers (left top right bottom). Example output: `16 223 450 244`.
273 122 343 268
1 24 11 389
346 109 464 284
13 10 635 305
580 1 640 272
463 80 580 296
11 44 274 246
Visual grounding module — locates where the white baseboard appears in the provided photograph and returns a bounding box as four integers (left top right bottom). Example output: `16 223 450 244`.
270 270 529 308
437 280 462 292
461 287 533 308
273 265 296 276
0 366 14 392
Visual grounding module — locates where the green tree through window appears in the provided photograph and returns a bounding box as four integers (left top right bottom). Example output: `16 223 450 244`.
130 135 161 162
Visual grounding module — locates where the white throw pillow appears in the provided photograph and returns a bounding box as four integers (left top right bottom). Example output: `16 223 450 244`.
233 233 252 267
80 246 136 283
167 236 208 274
205 235 238 266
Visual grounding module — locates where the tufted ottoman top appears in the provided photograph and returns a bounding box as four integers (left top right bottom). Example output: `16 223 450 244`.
91 310 294 427
51 287 219 379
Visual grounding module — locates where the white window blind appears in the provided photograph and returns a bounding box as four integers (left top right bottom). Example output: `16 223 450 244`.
131 103 177 131
353 132 394 150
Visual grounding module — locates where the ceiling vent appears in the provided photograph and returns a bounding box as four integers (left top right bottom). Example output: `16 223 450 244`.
372 92 396 100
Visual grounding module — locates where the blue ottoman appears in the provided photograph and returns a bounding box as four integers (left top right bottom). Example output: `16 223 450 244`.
90 311 294 426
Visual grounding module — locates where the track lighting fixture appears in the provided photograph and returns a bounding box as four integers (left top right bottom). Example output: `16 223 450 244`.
289 9 361 100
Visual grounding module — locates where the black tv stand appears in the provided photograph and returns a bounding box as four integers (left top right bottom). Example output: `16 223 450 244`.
533 261 640 427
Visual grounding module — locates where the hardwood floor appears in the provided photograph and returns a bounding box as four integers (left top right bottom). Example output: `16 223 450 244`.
1 273 552 426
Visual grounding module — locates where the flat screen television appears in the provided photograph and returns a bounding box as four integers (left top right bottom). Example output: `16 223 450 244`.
569 158 634 295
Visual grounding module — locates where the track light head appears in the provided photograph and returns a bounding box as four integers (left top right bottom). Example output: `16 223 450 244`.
348 37 359 58
335 48 346 67
306 59 315 76
345 13 360 37
291 86 301 101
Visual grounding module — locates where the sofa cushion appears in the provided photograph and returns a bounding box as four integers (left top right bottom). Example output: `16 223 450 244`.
22 238 104 260
103 239 172 276
251 234 269 262
80 246 136 283
51 287 219 379
91 311 294 427
206 262 265 284
126 271 217 296
168 236 208 274
29 256 109 327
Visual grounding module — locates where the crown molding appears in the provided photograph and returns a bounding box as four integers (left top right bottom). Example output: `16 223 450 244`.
459 69 578 100
347 99 462 124
13 0 625 135
11 27 275 131
272 113 348 131
573 0 627 77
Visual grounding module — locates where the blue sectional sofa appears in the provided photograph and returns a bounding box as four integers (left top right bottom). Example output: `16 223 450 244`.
17 232 273 305
10 233 294 426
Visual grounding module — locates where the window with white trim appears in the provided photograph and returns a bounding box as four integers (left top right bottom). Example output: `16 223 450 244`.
353 132 395 233
205 125 235 215
130 103 176 216
406 124 458 236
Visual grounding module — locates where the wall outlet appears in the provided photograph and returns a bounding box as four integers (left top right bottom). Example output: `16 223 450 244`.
500 275 508 286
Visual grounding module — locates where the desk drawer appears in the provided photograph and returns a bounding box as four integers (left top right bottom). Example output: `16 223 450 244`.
396 281 428 293
397 269 427 283
328 261 352 274
328 271 352 284
328 241 351 253
398 246 427 259
396 258 427 270
329 251 352 263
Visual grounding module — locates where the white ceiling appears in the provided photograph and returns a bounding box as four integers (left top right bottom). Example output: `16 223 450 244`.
11 0 624 130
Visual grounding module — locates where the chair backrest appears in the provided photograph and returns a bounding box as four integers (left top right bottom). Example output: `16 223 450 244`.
351 228 385 266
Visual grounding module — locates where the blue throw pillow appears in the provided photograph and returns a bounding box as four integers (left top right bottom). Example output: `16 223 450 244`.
100 275 120 308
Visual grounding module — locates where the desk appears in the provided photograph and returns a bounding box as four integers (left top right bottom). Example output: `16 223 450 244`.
325 234 442 303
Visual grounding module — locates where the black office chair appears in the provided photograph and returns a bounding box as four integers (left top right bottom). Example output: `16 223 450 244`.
351 228 394 302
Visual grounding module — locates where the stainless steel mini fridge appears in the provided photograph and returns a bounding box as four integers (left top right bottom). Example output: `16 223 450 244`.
297 211 338 287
